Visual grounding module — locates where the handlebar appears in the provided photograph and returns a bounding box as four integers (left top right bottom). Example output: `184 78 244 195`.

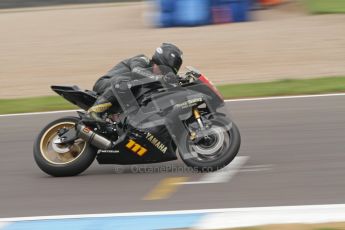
178 70 200 85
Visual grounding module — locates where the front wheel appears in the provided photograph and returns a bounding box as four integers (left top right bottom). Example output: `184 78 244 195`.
33 117 96 177
178 115 241 172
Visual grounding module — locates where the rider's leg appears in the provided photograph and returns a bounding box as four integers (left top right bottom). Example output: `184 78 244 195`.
88 97 112 123
93 77 111 94
87 88 115 123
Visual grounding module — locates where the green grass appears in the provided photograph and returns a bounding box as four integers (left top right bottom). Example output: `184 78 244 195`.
0 96 77 114
217 76 345 99
305 0 345 14
1 76 345 115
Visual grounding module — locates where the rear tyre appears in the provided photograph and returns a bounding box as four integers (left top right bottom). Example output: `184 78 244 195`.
33 117 96 177
178 115 241 172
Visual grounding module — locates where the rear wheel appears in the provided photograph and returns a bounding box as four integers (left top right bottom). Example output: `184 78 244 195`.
178 115 241 172
33 117 96 177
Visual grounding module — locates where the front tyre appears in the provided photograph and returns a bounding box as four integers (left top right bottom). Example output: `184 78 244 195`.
179 115 241 172
33 117 96 177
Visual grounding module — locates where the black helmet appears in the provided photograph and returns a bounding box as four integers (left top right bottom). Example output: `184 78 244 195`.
152 43 183 74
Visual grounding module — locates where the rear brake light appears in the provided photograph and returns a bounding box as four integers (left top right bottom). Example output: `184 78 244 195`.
199 75 224 101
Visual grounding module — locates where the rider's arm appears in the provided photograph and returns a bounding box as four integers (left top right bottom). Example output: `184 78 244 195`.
129 55 161 81
129 55 180 88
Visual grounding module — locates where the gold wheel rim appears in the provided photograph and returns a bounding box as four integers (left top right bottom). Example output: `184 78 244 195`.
40 122 86 165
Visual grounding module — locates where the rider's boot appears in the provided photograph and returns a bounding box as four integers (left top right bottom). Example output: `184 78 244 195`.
86 96 112 124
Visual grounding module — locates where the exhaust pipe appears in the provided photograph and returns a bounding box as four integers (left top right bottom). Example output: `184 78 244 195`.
76 124 112 149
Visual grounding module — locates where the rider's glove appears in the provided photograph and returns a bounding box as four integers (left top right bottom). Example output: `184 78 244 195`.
163 72 179 87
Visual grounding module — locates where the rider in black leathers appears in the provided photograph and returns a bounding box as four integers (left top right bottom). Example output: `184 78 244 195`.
88 43 183 123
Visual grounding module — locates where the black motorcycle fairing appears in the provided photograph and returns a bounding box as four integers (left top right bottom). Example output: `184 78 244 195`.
51 85 97 111
97 124 177 165
182 82 225 112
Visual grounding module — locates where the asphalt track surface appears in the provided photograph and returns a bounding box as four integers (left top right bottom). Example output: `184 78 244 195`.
0 95 344 218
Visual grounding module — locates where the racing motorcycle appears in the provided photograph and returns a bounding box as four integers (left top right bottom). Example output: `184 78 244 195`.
33 66 241 177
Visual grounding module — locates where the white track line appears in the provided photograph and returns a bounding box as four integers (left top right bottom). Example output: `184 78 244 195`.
195 204 345 229
226 92 345 102
1 204 345 223
1 92 345 118
180 156 249 185
0 109 78 117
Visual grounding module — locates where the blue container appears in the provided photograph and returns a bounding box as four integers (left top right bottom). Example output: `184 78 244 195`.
174 0 211 26
230 0 250 22
159 12 174 27
211 0 250 23
159 0 175 12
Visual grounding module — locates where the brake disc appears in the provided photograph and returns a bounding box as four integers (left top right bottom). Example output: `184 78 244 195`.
192 126 225 156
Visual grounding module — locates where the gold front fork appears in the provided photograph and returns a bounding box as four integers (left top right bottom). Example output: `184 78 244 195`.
193 108 205 129
190 107 205 141
193 107 201 119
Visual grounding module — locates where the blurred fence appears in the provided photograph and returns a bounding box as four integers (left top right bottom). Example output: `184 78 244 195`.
153 0 289 27
154 0 252 27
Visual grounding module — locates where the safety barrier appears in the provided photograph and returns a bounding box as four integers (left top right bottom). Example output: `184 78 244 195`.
155 0 251 27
